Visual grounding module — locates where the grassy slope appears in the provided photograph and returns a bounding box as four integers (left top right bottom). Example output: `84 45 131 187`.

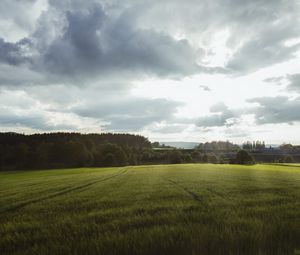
1 164 300 255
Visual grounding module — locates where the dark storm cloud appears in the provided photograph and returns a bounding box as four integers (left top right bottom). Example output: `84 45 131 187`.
0 1 204 87
247 96 300 124
1 0 299 86
43 5 201 79
0 38 31 66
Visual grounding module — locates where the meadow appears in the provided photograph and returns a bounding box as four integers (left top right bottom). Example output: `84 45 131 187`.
1 164 300 255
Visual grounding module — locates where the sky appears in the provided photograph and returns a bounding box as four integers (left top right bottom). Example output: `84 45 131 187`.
0 0 300 144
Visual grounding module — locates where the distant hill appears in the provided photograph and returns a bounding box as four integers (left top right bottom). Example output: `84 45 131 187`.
265 144 280 148
160 142 199 149
159 142 281 150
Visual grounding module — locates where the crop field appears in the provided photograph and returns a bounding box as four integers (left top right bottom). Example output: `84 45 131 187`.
1 164 300 255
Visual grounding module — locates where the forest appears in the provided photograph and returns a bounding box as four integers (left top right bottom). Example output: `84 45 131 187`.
0 132 208 170
0 132 151 170
1 132 299 171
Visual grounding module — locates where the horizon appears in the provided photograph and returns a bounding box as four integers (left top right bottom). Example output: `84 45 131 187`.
1 0 300 144
0 131 291 147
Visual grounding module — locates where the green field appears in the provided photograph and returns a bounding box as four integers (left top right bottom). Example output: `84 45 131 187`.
1 164 300 255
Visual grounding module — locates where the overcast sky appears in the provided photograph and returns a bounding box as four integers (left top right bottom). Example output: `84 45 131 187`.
1 0 300 144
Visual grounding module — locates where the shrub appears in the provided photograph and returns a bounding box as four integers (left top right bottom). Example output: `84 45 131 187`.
235 150 255 165
284 155 294 163
168 150 183 164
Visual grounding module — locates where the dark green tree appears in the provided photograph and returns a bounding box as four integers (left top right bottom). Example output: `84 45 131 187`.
168 150 183 164
208 153 218 164
183 153 193 163
102 153 116 166
284 155 294 163
202 153 208 163
15 143 29 169
95 143 128 166
235 150 255 165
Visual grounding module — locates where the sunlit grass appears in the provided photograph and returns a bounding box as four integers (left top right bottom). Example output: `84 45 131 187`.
1 164 300 255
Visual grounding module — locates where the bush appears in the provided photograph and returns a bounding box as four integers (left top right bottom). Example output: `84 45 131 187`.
183 154 193 163
284 155 294 163
102 153 116 166
94 143 128 167
208 153 218 164
235 150 255 165
168 150 183 164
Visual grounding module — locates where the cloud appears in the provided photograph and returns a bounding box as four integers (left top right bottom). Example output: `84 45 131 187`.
225 0 300 74
199 85 211 91
0 1 206 88
130 0 300 74
0 84 184 133
0 63 46 87
196 96 300 128
151 124 187 134
0 89 78 130
224 128 249 138
0 88 111 133
2 0 299 88
73 96 183 131
247 96 300 124
44 6 201 79
0 0 47 41
263 76 285 85
287 73 300 92
0 108 78 131
196 102 239 127
196 95 300 129
209 102 228 113
1 0 300 139
0 38 31 66
262 73 300 92
226 23 300 74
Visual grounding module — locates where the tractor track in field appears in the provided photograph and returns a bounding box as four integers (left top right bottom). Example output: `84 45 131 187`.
164 178 229 205
0 168 128 215
164 178 204 204
204 187 227 200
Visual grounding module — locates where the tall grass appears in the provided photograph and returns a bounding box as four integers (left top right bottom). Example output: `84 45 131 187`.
1 164 300 254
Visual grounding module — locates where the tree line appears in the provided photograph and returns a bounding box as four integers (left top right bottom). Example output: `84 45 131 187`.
1 132 221 170
1 133 297 171
195 141 240 151
0 132 152 170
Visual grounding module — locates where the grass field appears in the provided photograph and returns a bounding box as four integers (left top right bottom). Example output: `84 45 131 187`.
1 164 300 255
